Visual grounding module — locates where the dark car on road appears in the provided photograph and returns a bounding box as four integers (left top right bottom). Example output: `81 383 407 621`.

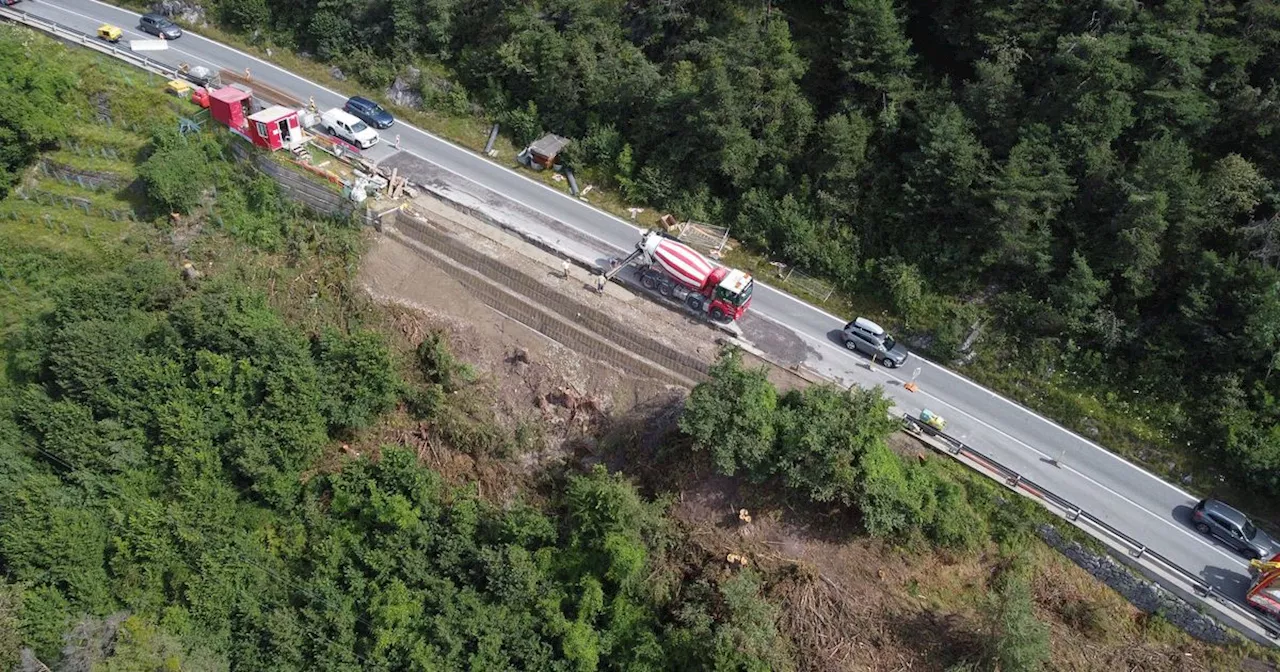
1192 498 1279 560
841 317 909 369
139 13 182 40
343 96 395 129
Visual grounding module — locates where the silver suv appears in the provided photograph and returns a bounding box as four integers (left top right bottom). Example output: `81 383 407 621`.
139 13 183 40
841 317 909 369
1192 498 1278 560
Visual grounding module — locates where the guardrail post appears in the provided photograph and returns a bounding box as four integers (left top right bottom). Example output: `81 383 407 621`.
1067 508 1081 522
1192 583 1210 598
1129 545 1146 559
1005 474 1020 488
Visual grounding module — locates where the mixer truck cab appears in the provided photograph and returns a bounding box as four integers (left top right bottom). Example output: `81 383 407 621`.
711 268 754 321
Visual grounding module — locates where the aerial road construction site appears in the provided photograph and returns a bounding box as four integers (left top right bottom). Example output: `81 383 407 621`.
6 0 1280 651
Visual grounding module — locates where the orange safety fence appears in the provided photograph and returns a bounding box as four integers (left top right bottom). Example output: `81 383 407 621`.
292 158 343 185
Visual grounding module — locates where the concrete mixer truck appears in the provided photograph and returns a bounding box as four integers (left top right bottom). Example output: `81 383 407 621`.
602 229 754 322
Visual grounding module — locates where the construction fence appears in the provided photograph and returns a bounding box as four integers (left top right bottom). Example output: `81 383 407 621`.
225 141 355 219
672 220 730 258
771 263 836 303
254 157 355 219
39 159 128 192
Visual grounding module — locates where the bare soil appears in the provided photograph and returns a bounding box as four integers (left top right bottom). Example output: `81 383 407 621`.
354 199 809 487
351 199 1272 672
667 458 1260 672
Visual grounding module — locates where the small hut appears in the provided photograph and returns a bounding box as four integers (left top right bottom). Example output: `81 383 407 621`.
248 105 302 151
528 133 569 169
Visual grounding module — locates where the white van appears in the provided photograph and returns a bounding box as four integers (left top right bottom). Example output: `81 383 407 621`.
319 108 379 150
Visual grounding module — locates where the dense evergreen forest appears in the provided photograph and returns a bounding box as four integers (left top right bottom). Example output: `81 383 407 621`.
201 0 1280 494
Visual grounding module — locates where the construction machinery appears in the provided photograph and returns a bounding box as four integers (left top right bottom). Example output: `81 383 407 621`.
602 229 754 322
1247 556 1280 620
920 409 947 432
164 79 193 99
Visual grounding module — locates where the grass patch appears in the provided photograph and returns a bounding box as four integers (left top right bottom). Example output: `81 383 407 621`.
42 149 140 178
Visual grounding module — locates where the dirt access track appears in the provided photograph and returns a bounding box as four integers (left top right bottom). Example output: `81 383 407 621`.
357 193 808 458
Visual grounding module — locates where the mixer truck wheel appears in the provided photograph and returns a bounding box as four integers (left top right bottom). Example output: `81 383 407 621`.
641 274 658 290
710 307 726 322
659 283 674 298
686 295 704 311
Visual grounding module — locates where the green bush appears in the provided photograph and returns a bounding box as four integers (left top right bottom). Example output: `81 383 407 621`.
984 564 1051 672
678 348 777 479
927 475 989 551
880 260 925 326
857 444 936 539
0 32 77 198
503 101 543 148
313 328 399 432
774 384 897 505
666 569 796 672
138 130 219 214
415 330 472 392
218 0 270 32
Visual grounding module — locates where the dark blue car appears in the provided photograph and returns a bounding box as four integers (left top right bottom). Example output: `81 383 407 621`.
343 96 395 129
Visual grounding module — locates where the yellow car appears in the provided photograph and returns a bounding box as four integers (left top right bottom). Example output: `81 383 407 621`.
97 24 122 43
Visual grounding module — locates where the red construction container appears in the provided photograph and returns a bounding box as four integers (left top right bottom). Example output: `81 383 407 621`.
208 86 252 135
248 105 300 151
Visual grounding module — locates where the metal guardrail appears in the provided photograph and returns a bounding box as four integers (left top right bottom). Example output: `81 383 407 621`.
0 7 182 81
4 1 1276 647
901 413 1280 641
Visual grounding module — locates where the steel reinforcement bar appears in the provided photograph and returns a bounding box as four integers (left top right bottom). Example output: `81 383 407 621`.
394 215 709 385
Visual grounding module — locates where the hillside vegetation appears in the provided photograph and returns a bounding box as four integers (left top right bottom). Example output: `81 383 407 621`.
3 22 1278 672
181 0 1280 498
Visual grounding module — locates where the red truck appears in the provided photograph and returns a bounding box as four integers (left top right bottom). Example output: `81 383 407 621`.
604 229 754 322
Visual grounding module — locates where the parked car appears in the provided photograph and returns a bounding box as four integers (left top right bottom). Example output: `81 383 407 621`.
840 317 909 368
319 108 379 150
343 96 395 129
139 13 182 40
1192 498 1279 560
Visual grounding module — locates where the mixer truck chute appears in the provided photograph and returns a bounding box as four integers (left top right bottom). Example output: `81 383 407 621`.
603 229 754 322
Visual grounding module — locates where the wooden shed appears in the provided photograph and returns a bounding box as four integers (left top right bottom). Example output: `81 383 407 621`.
528 133 569 169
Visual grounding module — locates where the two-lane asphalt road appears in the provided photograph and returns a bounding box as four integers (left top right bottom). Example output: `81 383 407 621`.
14 0 1266 610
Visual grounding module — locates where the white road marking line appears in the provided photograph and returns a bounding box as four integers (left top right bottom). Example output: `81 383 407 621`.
761 314 1248 568
36 3 222 70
